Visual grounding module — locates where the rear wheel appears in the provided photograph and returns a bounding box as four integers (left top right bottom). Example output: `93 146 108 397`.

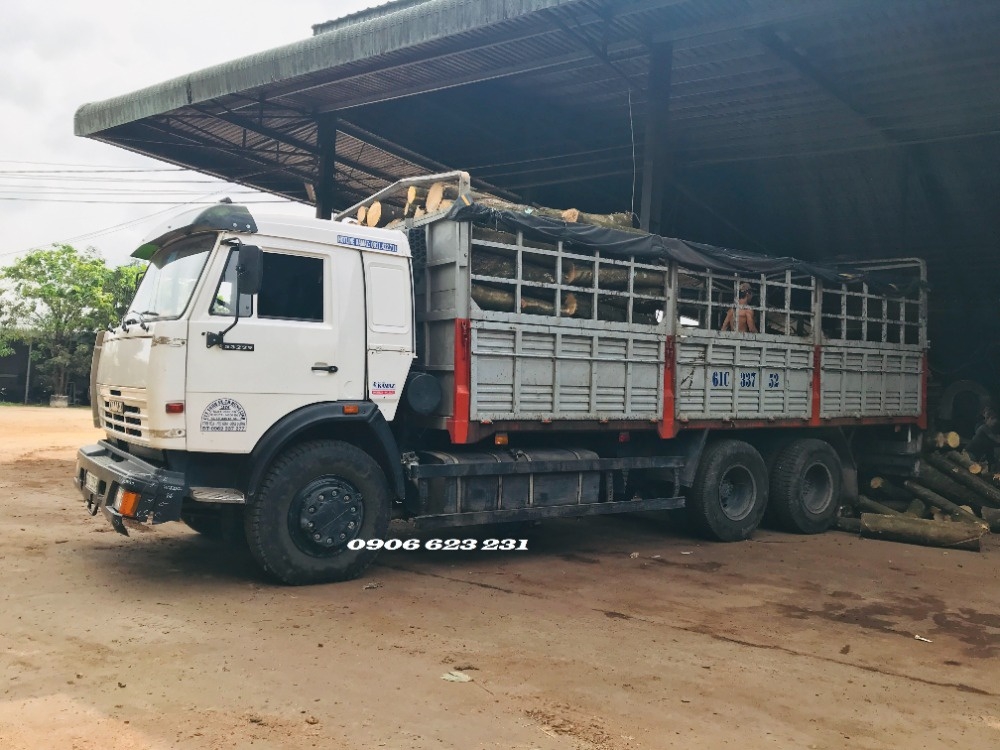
686 440 768 541
769 439 841 534
245 440 391 585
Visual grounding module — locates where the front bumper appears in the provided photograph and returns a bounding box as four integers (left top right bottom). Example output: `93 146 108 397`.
74 441 187 535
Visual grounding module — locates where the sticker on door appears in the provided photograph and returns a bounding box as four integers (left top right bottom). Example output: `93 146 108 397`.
200 398 248 432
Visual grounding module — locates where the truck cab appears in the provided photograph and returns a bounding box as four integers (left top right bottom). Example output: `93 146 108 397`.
77 203 415 581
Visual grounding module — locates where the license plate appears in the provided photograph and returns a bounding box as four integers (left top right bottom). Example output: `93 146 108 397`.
84 471 101 495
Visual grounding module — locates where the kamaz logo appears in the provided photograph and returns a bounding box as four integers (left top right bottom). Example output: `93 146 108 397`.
371 381 397 396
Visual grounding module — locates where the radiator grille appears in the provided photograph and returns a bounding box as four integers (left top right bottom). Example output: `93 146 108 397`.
100 387 148 441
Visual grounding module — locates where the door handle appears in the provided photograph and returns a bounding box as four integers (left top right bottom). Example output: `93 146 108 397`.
311 364 339 373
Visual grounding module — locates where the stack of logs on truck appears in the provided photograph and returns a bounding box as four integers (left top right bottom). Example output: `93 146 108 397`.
338 171 931 546
839 433 1000 552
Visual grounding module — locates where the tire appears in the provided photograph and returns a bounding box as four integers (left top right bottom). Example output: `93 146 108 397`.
768 439 842 534
686 440 768 542
182 507 247 546
182 513 224 539
245 440 391 585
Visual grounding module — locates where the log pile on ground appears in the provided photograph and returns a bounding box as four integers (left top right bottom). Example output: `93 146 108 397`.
835 433 1000 551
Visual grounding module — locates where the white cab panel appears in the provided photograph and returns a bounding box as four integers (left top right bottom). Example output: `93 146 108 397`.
96 320 188 447
185 236 366 453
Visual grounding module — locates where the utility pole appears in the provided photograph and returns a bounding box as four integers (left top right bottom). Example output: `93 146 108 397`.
23 341 32 404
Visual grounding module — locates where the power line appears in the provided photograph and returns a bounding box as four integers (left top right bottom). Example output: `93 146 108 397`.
0 197 293 204
0 186 264 195
0 167 188 174
0 159 185 169
0 173 233 183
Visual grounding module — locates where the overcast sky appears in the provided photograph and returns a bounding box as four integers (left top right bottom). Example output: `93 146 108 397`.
0 0 382 267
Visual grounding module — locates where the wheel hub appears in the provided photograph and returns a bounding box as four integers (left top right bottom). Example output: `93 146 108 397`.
718 464 755 521
801 463 834 514
288 476 364 556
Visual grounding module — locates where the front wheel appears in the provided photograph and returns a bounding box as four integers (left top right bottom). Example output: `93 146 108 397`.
182 506 246 545
686 440 768 541
245 440 391 585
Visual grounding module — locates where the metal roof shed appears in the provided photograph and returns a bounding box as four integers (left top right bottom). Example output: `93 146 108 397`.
74 0 1000 364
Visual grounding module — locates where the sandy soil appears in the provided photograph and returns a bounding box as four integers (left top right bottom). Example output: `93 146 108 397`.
1 404 999 749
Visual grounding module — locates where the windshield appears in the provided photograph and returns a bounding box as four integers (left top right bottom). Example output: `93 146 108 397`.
128 234 216 320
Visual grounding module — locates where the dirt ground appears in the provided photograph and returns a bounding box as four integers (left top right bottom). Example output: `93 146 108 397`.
1 405 999 749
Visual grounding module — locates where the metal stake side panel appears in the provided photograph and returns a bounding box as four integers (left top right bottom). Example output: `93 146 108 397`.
470 321 664 421
820 343 923 418
818 259 926 419
463 225 669 423
675 331 813 420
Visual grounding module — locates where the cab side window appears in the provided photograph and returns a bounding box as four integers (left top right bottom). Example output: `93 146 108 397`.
210 249 253 317
257 253 325 322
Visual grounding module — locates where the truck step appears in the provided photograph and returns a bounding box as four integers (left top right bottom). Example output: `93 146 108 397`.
189 487 246 504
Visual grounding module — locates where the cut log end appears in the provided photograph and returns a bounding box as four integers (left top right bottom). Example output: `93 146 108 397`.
426 182 459 213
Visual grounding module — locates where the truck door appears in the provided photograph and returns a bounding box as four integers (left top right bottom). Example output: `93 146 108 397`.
185 242 366 452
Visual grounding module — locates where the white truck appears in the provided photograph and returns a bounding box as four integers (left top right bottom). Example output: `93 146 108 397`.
75 172 927 584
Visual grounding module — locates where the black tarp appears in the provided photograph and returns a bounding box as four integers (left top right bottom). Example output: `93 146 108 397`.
448 201 916 291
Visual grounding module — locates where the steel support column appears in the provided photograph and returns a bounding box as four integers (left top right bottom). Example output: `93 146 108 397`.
315 115 338 219
640 41 673 234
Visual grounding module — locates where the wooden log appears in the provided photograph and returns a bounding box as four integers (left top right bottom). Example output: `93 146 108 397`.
902 480 988 528
855 494 903 516
406 185 429 205
426 183 460 212
929 453 1000 508
981 507 1000 534
356 205 367 224
413 207 426 220
474 196 567 222
871 498 911 513
471 250 556 284
561 208 635 230
934 431 962 449
568 295 662 324
946 450 983 474
472 226 518 245
471 283 577 316
438 199 454 213
834 517 862 534
859 513 984 552
868 477 914 504
904 499 927 518
561 260 665 290
915 463 993 513
365 201 404 227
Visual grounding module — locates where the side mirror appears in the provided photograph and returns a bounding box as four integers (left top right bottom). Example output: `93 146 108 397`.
236 245 263 296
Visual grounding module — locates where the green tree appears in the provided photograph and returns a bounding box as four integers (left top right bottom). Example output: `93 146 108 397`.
0 244 115 396
106 261 147 321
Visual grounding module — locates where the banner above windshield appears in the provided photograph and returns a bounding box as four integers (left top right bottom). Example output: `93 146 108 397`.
133 204 258 260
